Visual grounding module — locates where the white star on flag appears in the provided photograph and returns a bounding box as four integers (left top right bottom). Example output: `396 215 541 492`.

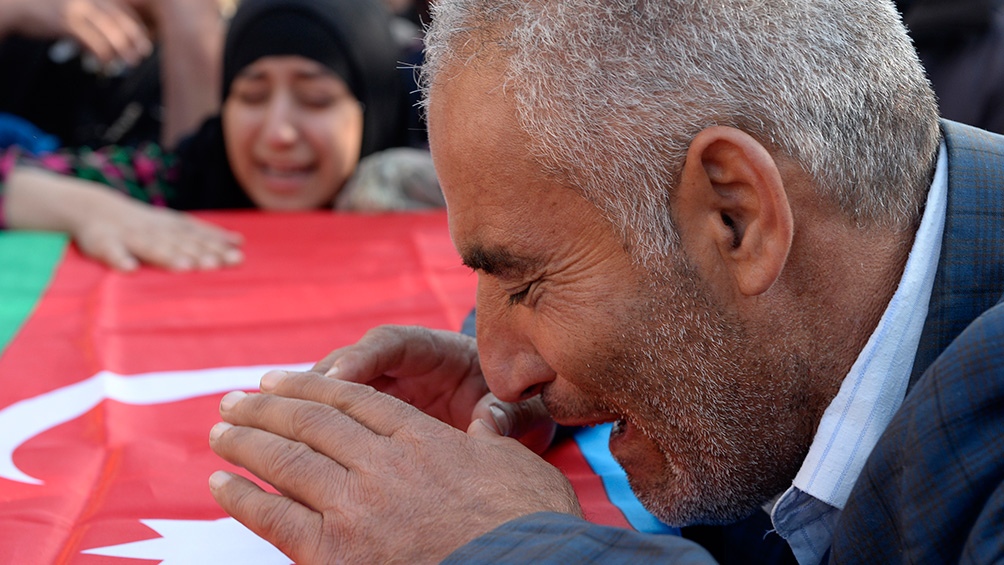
82 518 291 564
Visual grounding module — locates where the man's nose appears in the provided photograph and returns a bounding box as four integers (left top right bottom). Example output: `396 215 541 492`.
475 293 556 403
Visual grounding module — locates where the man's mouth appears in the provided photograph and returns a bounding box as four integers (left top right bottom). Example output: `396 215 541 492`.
611 418 628 436
544 397 630 442
550 410 621 429
606 416 645 468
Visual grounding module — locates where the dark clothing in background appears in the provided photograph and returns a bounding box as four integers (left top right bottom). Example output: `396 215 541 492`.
900 0 1004 134
0 37 165 148
0 0 413 212
0 0 413 155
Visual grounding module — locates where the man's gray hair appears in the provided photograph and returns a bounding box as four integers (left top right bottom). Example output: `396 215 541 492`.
421 0 940 261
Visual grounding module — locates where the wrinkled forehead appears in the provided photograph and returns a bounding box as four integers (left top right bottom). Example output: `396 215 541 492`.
427 61 575 259
428 59 517 153
429 64 523 198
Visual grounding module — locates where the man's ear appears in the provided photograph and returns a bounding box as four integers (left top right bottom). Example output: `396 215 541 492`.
673 126 793 296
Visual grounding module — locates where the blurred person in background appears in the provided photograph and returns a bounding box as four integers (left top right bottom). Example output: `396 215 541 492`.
0 0 442 272
0 0 224 150
899 0 1004 134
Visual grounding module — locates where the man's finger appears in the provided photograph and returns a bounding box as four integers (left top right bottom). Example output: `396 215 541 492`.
315 326 421 381
475 395 551 438
472 393 556 454
208 470 320 563
255 371 435 441
217 382 415 466
210 417 350 505
319 326 477 382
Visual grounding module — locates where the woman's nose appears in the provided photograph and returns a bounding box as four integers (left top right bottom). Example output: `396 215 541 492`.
261 96 298 146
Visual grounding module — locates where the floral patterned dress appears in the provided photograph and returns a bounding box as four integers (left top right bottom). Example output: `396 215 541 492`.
0 144 180 227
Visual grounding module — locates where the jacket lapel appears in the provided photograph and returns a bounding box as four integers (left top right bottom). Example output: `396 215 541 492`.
909 119 1004 388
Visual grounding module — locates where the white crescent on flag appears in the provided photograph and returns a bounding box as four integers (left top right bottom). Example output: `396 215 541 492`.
0 363 311 485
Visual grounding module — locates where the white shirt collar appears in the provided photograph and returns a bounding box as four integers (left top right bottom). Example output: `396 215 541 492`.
770 142 949 564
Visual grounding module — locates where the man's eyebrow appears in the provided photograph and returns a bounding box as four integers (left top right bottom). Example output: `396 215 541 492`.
461 244 540 278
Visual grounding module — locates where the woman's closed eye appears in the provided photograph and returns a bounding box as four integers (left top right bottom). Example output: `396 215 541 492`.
296 92 338 109
231 84 270 105
293 75 356 110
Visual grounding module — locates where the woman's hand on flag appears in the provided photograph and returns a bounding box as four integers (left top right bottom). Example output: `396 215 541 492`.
4 167 244 271
69 195 244 272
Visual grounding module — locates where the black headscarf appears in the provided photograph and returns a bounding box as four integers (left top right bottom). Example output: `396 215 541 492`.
172 0 406 210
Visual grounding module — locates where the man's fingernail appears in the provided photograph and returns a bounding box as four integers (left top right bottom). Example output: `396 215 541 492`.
489 404 511 436
209 470 232 490
324 364 339 377
220 390 246 411
260 370 286 391
209 421 232 442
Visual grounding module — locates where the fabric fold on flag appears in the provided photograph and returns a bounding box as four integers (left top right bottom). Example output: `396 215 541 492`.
0 211 669 564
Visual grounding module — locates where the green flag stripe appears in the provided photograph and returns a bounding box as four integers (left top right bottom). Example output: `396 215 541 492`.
0 232 67 356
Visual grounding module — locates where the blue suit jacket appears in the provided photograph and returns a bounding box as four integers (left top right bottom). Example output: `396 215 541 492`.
444 120 1004 564
829 121 1004 563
